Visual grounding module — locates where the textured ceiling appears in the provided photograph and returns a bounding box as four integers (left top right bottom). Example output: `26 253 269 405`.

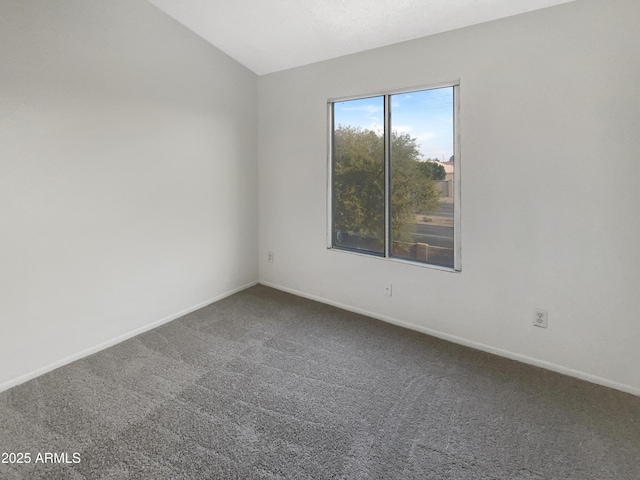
146 0 577 75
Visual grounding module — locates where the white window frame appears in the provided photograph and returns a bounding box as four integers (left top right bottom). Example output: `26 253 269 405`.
326 80 461 272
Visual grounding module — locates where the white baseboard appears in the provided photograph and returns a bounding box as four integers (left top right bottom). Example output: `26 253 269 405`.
259 281 640 398
0 281 258 394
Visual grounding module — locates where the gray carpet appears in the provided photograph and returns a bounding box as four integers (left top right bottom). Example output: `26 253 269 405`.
1 285 639 479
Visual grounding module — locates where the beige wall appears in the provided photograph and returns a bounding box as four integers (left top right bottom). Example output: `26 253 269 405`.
258 0 640 394
0 0 259 389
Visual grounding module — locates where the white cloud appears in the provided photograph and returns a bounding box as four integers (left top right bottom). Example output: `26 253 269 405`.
416 132 436 142
342 104 381 114
391 124 414 134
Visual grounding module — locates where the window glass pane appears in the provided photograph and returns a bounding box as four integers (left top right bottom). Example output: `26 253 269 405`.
390 87 454 268
332 96 385 255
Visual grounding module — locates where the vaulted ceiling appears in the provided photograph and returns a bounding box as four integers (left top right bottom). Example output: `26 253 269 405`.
146 0 577 75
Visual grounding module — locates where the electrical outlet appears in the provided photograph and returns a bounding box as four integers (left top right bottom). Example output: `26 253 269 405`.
533 308 548 328
267 251 274 264
384 283 392 297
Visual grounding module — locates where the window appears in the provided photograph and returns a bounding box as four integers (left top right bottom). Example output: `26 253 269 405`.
328 82 460 270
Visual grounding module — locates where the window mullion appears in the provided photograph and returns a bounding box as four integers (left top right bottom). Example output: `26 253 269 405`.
384 94 391 259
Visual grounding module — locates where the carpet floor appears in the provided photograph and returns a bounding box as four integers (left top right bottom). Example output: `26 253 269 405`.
1 284 639 479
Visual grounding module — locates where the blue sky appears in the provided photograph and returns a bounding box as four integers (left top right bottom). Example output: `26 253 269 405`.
334 87 454 161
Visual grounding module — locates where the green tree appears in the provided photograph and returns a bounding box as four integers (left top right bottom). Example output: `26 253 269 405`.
417 160 446 181
333 126 441 249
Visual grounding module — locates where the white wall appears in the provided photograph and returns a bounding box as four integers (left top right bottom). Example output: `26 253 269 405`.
0 0 258 389
259 0 640 395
